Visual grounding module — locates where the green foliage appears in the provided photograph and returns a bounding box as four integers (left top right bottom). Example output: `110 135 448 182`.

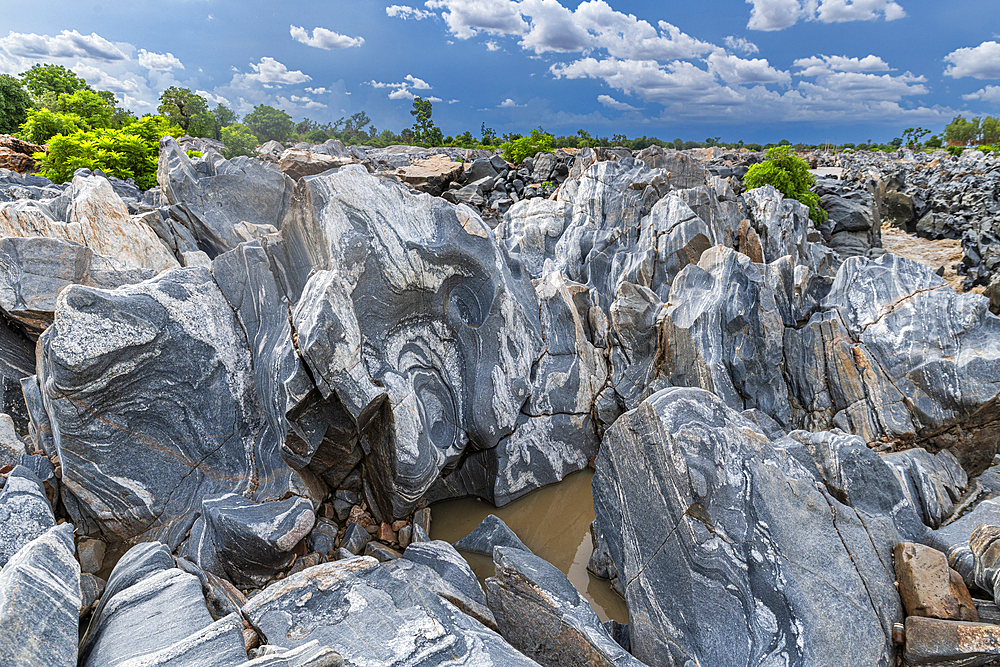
17 108 85 144
946 145 964 156
925 134 943 149
945 116 980 146
500 128 554 164
409 98 442 145
0 74 31 135
58 89 113 129
244 105 293 143
157 87 209 134
902 127 931 148
983 117 1000 146
220 123 259 159
19 64 91 99
743 145 827 225
209 104 237 140
187 150 203 158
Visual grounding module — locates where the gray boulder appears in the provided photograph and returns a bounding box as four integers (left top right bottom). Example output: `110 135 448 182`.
0 464 55 567
242 556 541 666
402 539 489 613
454 514 530 556
927 498 1000 586
883 447 967 529
158 136 294 257
635 146 707 189
0 523 80 667
280 165 541 519
593 387 902 667
487 545 645 667
0 413 26 465
36 267 316 548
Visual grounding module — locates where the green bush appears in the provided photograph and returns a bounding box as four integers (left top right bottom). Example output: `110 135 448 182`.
743 145 827 225
32 116 183 191
220 123 258 159
0 74 31 135
17 108 86 144
500 128 554 164
243 105 293 144
187 150 203 158
946 145 963 157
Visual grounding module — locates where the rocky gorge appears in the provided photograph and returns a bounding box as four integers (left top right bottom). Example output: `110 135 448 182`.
2 134 1000 666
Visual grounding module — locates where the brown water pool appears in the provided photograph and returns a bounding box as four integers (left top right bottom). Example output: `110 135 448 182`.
430 469 629 623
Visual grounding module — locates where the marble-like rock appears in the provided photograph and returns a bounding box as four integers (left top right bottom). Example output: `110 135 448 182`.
454 514 531 556
36 267 316 547
402 540 491 621
0 171 178 272
112 613 249 667
0 412 26 465
487 545 646 667
174 556 247 621
635 146 707 189
280 165 541 519
822 253 1000 474
593 386 902 667
243 642 343 667
183 493 315 587
0 523 80 667
883 447 967 529
0 464 55 567
660 245 791 427
79 542 232 667
0 236 153 337
0 317 34 435
382 553 497 629
241 556 542 666
742 185 812 268
972 524 1000 605
157 136 295 257
928 498 1000 587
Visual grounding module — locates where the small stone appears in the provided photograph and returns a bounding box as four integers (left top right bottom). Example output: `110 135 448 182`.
364 541 401 562
77 538 106 575
398 525 412 550
289 552 324 576
79 573 105 616
894 542 978 621
391 520 408 532
411 523 431 544
332 499 352 523
308 518 339 556
364 525 378 535
321 504 337 520
341 523 370 556
413 507 431 536
376 523 395 543
904 616 1000 666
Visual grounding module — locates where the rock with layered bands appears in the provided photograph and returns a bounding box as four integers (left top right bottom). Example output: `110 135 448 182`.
36 266 316 548
242 556 541 666
157 136 294 257
182 493 315 588
280 165 541 519
927 498 1000 586
487 545 646 667
883 448 967 529
0 171 177 272
593 387 902 667
0 236 152 336
0 523 79 667
821 254 1000 474
80 542 247 667
0 316 33 435
0 464 55 567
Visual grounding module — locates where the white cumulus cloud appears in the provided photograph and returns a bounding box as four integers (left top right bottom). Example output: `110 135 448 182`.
944 41 1000 79
597 93 638 110
290 25 365 50
746 0 906 31
386 5 434 19
368 74 434 100
246 57 312 84
724 36 759 54
963 86 1000 104
0 29 127 61
137 49 184 71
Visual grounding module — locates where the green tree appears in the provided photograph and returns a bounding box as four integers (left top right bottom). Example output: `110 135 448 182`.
19 64 92 99
220 123 259 159
157 87 209 134
743 145 826 225
944 115 980 146
409 97 442 145
0 74 31 135
210 104 237 140
925 134 943 149
17 108 86 144
58 89 113 129
982 117 1000 146
500 128 554 164
481 122 497 146
243 104 293 143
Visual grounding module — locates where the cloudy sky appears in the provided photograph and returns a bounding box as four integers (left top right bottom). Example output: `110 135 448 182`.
2 0 997 143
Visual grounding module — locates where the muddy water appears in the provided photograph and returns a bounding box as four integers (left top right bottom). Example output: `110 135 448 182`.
430 469 629 623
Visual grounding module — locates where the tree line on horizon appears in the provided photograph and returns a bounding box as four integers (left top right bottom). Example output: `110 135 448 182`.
0 63 996 190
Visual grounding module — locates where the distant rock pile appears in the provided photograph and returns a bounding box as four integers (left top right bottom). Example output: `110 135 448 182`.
1 136 1000 665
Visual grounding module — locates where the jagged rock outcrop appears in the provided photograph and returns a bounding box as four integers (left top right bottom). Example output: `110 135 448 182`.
593 387 902 667
0 465 56 567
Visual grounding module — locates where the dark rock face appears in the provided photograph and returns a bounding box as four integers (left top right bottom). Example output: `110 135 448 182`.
242 557 541 666
0 523 80 667
280 165 542 519
157 136 294 257
486 545 646 667
36 267 316 548
593 387 901 667
454 514 531 556
927 498 1000 586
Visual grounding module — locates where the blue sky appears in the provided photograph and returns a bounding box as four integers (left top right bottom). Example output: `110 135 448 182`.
2 0 998 143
